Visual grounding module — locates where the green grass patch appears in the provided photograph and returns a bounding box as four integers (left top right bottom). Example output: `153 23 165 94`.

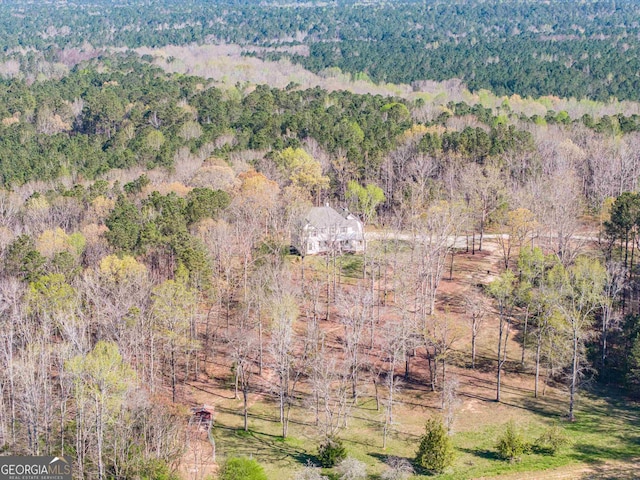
209 384 639 479
436 391 640 479
340 255 364 278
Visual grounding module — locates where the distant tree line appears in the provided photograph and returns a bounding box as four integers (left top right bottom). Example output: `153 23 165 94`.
1 1 640 100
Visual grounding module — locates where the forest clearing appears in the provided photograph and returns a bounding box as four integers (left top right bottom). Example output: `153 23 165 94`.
169 236 640 480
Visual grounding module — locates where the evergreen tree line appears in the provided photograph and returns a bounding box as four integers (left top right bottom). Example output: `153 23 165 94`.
1 1 640 100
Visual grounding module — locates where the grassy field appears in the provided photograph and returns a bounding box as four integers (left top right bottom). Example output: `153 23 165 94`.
190 370 639 479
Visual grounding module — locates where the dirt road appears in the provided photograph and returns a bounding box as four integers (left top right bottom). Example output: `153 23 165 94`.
476 457 640 480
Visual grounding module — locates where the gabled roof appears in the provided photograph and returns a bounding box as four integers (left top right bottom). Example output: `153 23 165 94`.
304 206 361 229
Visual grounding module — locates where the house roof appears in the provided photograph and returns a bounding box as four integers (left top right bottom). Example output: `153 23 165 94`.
191 404 214 414
304 206 360 229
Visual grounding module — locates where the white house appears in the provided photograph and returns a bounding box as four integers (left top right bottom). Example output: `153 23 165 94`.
293 205 365 256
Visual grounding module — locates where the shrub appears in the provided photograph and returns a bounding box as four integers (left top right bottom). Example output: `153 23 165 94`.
293 462 327 480
219 457 268 480
335 456 367 480
381 456 414 480
317 437 347 468
415 417 455 473
496 420 527 462
139 459 180 480
534 424 570 455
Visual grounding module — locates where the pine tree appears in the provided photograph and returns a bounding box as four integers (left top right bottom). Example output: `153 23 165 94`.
496 420 527 462
627 333 640 395
415 417 454 473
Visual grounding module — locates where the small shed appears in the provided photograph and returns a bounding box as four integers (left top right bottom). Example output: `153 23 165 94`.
191 405 214 423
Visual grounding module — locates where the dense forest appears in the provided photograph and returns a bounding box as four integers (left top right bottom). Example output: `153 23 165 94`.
2 54 640 191
2 1 640 100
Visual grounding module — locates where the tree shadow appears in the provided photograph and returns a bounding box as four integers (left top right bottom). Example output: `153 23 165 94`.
368 452 413 463
519 395 566 418
458 447 501 461
579 461 640 480
292 451 319 467
186 380 237 400
570 442 639 464
213 404 280 423
213 425 311 465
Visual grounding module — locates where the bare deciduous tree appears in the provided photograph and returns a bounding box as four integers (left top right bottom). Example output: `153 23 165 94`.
600 261 624 372
308 342 352 441
337 286 369 400
530 171 585 264
229 329 257 432
424 312 462 394
488 270 517 402
459 164 505 252
464 290 487 369
441 376 460 434
268 293 300 438
414 200 466 317
551 258 605 421
151 278 199 404
378 321 404 449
